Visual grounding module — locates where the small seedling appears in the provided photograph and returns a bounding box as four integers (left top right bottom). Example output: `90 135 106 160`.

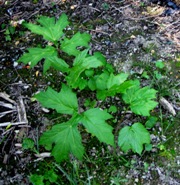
18 13 158 163
22 138 38 153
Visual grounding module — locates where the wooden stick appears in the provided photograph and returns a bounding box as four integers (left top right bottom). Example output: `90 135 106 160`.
0 121 28 127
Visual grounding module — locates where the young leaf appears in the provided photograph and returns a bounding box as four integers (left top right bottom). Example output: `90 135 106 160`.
107 73 128 89
29 174 44 185
145 116 158 129
39 118 84 162
66 50 103 88
80 108 114 146
154 71 162 80
85 69 94 77
84 99 97 108
24 14 69 42
155 60 164 69
18 46 57 68
95 72 110 90
122 86 158 116
22 138 35 150
61 32 91 56
118 123 150 154
35 84 78 115
95 73 128 92
108 105 117 113
88 78 97 91
142 71 150 79
96 74 134 100
44 170 58 183
71 77 87 90
145 143 153 151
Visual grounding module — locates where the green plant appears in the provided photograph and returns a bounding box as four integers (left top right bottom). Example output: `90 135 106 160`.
29 160 89 185
22 138 39 153
18 14 158 163
110 175 128 185
102 3 110 11
29 169 58 185
140 2 145 7
4 25 15 41
158 144 174 159
140 60 176 97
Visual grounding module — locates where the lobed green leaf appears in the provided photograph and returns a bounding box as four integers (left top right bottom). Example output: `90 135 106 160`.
95 74 136 100
24 13 69 42
61 32 91 56
66 50 104 88
44 170 58 183
18 46 57 68
122 86 158 116
80 108 114 146
118 123 150 154
29 174 44 185
35 84 78 115
39 117 84 162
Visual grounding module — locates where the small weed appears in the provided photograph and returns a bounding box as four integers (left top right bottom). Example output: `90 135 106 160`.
110 175 128 185
4 25 15 41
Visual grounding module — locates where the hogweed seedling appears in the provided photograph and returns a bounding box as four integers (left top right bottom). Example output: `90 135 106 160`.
18 13 158 162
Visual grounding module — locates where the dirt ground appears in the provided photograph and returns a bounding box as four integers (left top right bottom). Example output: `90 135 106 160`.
0 0 180 184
